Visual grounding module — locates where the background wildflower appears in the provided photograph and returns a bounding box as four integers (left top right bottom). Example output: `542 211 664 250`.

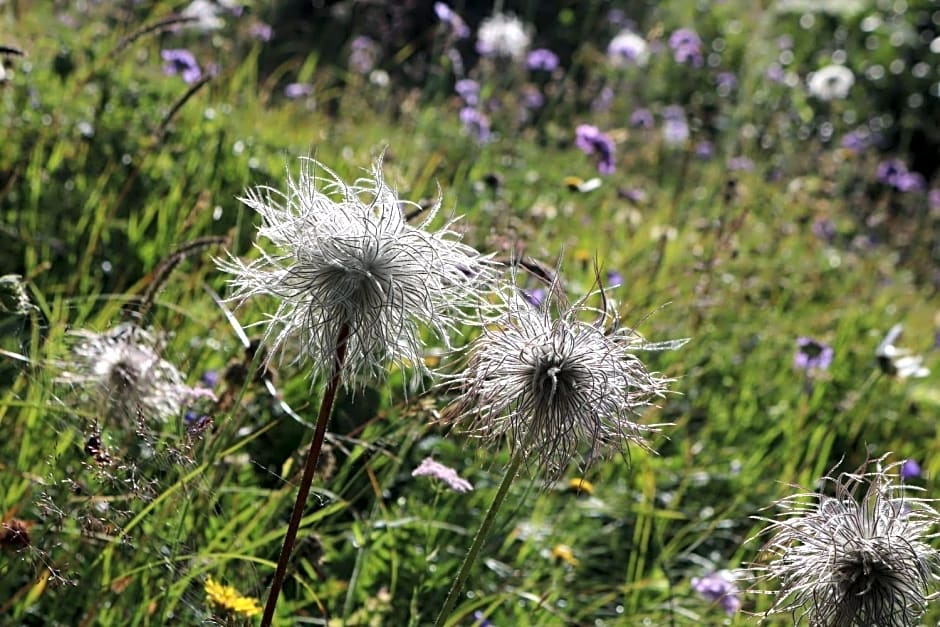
574 124 616 175
668 28 703 66
750 458 940 626
460 107 491 143
434 2 470 39
476 13 531 59
876 323 930 379
807 65 855 101
794 337 833 372
901 459 922 481
160 49 201 84
412 457 473 493
526 48 559 72
691 570 741 615
205 577 262 618
607 29 650 66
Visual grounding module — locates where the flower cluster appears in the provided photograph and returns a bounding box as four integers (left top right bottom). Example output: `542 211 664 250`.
412 457 473 493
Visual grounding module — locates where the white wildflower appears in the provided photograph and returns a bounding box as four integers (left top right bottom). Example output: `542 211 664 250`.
807 64 855 101
476 13 531 60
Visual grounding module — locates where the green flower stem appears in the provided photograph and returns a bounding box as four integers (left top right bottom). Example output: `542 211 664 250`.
434 447 525 627
260 324 350 627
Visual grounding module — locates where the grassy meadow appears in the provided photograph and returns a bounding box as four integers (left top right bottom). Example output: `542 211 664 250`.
1 1 939 625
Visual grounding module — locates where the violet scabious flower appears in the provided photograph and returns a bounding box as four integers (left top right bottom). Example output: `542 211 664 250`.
750 458 940 627
454 78 479 106
526 48 559 72
929 189 940 210
607 29 650 67
691 570 741 615
630 108 654 129
58 324 214 424
412 457 473 492
523 287 546 307
668 28 703 66
284 83 313 99
161 49 202 84
661 106 689 147
459 107 490 143
448 282 685 477
901 459 922 481
591 86 615 112
216 158 495 388
606 270 623 287
476 13 531 60
695 141 715 159
521 85 544 109
433 2 470 39
807 65 854 101
248 21 273 42
794 337 834 371
877 160 926 193
575 124 616 175
349 36 378 74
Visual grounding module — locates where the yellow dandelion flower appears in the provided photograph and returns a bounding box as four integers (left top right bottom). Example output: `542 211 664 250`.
550 544 579 567
205 576 262 618
566 477 594 496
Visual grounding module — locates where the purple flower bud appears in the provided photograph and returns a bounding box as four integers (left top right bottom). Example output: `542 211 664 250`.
691 571 741 615
901 459 922 480
575 124 616 175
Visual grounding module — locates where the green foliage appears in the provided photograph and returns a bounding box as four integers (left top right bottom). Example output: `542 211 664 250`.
1 1 938 626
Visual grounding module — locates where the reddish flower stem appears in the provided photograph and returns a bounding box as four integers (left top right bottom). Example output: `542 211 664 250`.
260 324 350 627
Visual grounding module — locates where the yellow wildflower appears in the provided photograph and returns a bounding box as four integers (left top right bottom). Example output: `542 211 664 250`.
205 576 262 618
566 477 594 496
550 544 579 567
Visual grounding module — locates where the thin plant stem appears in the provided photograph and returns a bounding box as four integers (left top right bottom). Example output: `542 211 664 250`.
434 447 526 627
260 323 350 627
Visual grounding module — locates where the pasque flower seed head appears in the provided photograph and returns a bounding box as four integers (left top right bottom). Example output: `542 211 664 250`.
750 457 940 626
217 157 495 387
449 282 683 476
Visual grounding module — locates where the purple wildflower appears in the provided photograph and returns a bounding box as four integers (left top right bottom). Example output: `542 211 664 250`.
575 124 616 175
840 130 869 154
716 71 737 90
433 2 470 39
895 171 926 193
412 457 473 492
901 459 922 480
459 107 490 143
692 570 741 615
695 141 715 159
928 189 940 210
668 28 703 66
454 79 479 106
349 36 378 74
794 337 834 371
201 370 219 388
607 29 650 66
766 63 786 84
630 108 654 128
877 159 925 193
521 85 544 109
662 106 689 147
527 48 559 72
523 288 546 307
161 49 202 84
248 21 273 42
591 86 615 112
606 271 623 287
618 187 647 203
811 218 836 242
473 611 494 627
284 82 313 99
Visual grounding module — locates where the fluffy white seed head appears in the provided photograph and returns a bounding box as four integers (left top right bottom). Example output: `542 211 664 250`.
449 283 683 477
750 458 940 626
58 323 206 423
217 158 495 387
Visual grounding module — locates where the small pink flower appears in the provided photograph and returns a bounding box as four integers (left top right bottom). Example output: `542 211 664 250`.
412 457 473 493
